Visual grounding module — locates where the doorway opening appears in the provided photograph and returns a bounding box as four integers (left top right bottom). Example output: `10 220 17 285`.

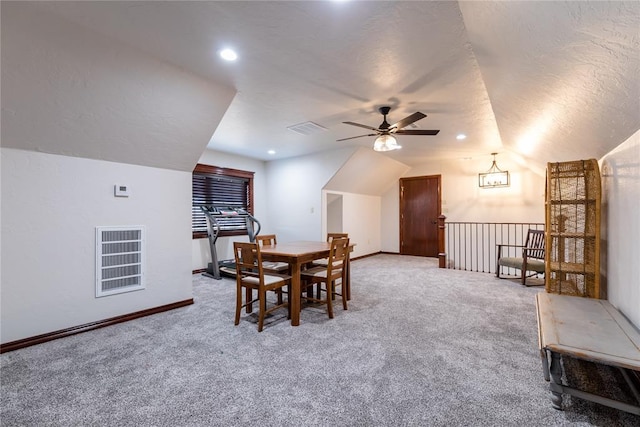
325 192 343 235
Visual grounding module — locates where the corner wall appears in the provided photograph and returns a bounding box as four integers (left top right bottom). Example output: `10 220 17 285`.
322 191 381 258
264 148 356 244
1 148 193 344
600 130 640 327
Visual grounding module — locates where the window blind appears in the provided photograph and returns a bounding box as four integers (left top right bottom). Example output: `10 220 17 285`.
192 164 254 238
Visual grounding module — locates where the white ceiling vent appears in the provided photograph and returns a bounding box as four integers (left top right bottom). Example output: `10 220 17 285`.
286 121 327 136
96 226 145 297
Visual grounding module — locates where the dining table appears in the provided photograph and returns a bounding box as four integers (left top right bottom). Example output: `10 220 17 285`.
260 240 354 326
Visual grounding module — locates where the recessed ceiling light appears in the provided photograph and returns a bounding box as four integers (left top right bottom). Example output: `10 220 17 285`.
219 48 238 61
267 150 276 155
456 134 467 140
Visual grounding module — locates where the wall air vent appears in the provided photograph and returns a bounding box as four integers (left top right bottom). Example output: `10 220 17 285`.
96 226 145 297
286 121 328 136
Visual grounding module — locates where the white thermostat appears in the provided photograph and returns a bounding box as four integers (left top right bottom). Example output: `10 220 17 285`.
114 184 130 197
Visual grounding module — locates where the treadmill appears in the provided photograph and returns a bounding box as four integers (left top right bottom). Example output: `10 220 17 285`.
200 205 261 280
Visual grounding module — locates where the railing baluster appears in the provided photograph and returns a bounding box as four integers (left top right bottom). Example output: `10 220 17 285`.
475 224 479 272
443 222 544 273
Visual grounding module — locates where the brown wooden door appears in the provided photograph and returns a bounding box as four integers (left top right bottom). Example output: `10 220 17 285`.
400 175 441 257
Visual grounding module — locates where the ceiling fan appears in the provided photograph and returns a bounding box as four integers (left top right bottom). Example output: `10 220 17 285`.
338 106 440 151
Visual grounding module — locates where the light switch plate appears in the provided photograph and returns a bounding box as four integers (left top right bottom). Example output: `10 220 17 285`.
114 184 130 197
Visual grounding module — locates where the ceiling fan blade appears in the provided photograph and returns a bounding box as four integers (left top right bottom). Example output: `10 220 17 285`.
390 112 427 130
343 121 380 132
394 129 440 136
336 133 377 142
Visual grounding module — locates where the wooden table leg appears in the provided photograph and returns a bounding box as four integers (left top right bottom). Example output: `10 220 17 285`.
246 288 252 313
345 254 351 300
290 262 301 326
549 351 564 410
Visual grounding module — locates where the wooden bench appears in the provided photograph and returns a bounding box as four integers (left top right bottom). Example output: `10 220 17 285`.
536 292 640 415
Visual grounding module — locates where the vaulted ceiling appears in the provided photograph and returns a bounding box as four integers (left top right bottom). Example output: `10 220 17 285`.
2 1 639 170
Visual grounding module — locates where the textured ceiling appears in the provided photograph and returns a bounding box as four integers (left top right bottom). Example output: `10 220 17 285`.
460 1 640 162
2 1 639 169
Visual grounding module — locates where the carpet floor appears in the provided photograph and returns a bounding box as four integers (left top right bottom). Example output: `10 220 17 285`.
1 254 638 426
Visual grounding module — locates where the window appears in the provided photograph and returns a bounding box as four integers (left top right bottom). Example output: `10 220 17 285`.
192 164 254 239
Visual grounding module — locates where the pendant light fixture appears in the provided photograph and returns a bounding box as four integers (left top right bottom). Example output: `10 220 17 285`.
479 153 510 188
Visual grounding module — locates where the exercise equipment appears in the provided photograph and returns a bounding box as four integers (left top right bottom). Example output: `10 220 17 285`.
200 206 261 280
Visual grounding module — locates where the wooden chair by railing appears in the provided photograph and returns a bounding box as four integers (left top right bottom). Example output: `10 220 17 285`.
496 229 545 286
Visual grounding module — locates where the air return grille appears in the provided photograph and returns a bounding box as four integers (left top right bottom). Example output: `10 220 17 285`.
286 121 327 135
96 226 145 297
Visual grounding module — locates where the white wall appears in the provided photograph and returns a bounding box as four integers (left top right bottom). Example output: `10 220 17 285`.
381 152 546 252
324 148 409 196
326 193 343 234
322 191 381 258
341 193 381 258
264 148 354 243
1 148 192 343
600 130 640 328
381 183 402 253
191 149 268 271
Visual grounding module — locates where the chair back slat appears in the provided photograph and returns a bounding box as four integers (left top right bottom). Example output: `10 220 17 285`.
525 229 545 260
234 242 263 279
327 237 350 280
300 237 350 318
327 233 348 242
256 234 277 247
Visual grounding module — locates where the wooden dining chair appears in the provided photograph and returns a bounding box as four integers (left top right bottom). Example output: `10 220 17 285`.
256 234 289 272
255 234 289 304
300 237 350 319
255 234 276 246
327 232 349 241
233 241 291 332
308 233 349 297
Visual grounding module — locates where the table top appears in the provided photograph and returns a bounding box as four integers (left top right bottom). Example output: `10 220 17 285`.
260 241 332 258
536 292 640 370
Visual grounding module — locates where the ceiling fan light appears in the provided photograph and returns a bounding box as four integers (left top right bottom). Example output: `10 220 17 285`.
373 134 401 152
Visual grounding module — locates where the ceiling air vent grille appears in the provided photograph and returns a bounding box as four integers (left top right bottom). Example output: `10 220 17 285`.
287 121 327 136
96 226 145 297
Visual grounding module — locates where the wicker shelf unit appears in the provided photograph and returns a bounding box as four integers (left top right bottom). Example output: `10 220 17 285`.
545 159 601 298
